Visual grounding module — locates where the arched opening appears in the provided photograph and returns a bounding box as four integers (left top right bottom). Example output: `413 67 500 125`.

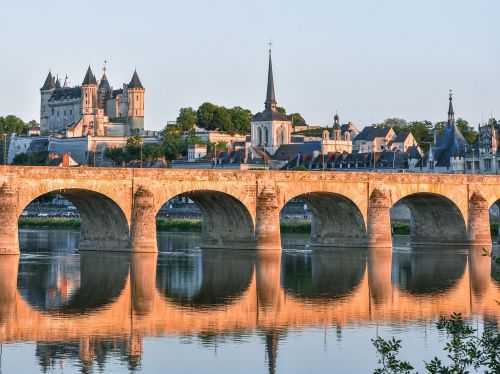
257 127 263 147
281 249 366 300
390 193 467 246
280 192 366 248
156 190 255 250
19 189 130 251
156 250 254 307
17 252 129 314
264 127 269 146
489 200 500 243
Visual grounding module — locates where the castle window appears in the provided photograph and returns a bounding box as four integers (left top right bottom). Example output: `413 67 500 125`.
70 110 72 115
64 110 66 116
136 95 139 101
57 111 59 117
136 110 138 115
51 108 54 115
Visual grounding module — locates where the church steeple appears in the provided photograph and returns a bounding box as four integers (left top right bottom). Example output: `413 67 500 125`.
448 90 455 125
264 45 277 111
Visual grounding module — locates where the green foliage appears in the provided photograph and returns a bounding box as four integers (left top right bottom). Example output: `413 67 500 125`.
373 313 500 374
373 337 414 374
196 102 217 130
291 165 307 171
294 127 330 137
291 112 305 125
456 118 477 145
212 107 232 132
0 115 29 135
280 222 311 233
12 151 48 165
276 107 287 115
207 140 228 153
176 107 197 132
156 219 202 232
228 106 252 132
18 217 81 228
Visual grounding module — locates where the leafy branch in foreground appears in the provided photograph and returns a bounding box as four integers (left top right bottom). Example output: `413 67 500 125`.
373 313 500 374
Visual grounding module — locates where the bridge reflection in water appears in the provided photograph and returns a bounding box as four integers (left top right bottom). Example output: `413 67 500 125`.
1 245 499 372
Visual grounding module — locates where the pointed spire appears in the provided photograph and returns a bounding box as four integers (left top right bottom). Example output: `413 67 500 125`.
41 71 55 90
265 332 279 374
264 43 277 111
129 69 144 89
55 74 61 89
63 75 70 88
448 89 455 125
82 65 97 85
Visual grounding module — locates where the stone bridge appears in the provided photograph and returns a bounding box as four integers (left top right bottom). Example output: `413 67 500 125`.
1 166 500 254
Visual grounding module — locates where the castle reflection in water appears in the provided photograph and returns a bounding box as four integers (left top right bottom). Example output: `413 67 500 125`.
0 230 498 373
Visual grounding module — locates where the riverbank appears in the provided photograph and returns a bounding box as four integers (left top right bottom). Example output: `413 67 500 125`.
17 218 500 236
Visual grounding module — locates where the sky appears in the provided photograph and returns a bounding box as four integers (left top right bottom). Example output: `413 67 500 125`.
0 0 499 131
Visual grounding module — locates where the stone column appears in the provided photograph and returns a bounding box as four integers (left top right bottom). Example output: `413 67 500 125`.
367 188 392 248
130 188 157 253
0 183 19 255
467 191 492 247
255 185 281 250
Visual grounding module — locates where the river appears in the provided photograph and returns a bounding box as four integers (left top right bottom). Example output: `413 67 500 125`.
0 229 497 373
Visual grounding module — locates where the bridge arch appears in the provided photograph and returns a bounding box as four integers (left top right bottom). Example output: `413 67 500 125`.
155 190 256 249
19 189 130 251
280 191 367 247
390 192 467 246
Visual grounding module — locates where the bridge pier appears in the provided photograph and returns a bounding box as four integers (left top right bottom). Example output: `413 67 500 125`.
0 183 19 255
368 248 392 304
255 185 282 250
367 189 392 248
467 191 492 247
130 188 157 253
131 253 157 315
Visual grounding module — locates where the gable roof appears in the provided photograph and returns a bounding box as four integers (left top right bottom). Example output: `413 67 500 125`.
355 126 392 141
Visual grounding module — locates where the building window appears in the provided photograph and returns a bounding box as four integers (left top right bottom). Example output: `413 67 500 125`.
136 95 139 101
257 127 262 146
64 110 66 116
70 110 72 115
51 108 54 115
485 159 491 170
57 111 59 117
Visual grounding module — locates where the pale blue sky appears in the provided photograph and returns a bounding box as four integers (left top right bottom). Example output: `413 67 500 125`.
1 0 499 130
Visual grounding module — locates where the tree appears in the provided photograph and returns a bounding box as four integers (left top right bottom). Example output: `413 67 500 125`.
276 107 286 115
162 128 186 160
228 106 252 132
196 102 217 130
381 118 408 134
211 107 233 132
176 107 197 132
291 112 305 125
0 115 28 135
456 118 477 145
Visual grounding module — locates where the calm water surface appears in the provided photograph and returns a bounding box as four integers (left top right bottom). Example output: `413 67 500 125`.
0 229 498 373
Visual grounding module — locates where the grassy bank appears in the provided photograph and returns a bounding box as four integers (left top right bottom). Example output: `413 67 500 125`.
19 217 81 229
17 217 500 236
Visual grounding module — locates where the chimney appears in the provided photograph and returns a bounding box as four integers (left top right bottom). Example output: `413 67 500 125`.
62 153 70 167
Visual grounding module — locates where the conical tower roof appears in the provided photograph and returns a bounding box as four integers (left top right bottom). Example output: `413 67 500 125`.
82 66 97 85
264 49 277 110
129 70 144 89
41 71 55 90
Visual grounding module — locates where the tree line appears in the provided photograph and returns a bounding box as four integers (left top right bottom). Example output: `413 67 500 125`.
175 102 306 134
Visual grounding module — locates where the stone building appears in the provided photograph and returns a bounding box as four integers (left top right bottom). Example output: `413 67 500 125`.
353 125 396 153
320 114 357 154
465 119 499 174
40 65 145 137
251 48 292 155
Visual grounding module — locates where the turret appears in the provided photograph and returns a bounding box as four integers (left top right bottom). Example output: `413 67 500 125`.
97 62 111 111
447 89 455 125
40 70 56 134
81 66 98 134
127 70 145 134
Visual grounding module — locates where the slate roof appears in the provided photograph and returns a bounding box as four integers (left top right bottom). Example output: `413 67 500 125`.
49 87 82 101
252 109 291 122
265 51 277 110
355 126 392 141
99 73 111 91
433 123 469 167
129 70 144 89
41 71 55 90
392 132 411 143
271 142 321 161
82 66 97 85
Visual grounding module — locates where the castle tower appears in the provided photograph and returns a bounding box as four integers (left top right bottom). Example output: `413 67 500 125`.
97 63 111 112
81 66 98 135
251 46 292 155
127 70 145 134
40 71 56 134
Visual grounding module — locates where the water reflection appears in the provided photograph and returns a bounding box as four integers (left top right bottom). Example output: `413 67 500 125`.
0 232 498 373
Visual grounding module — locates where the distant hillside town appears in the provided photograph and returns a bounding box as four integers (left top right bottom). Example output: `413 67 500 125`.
0 49 498 174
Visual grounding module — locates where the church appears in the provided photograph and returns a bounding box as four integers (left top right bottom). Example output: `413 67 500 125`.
40 64 145 137
250 48 292 155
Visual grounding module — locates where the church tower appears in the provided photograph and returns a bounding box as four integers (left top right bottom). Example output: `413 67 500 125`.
251 46 292 155
127 70 145 134
40 71 55 135
81 66 98 135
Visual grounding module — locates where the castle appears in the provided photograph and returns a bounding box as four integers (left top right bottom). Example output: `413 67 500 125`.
40 65 145 137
